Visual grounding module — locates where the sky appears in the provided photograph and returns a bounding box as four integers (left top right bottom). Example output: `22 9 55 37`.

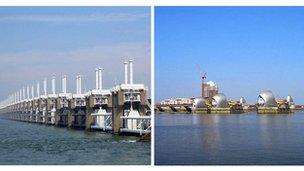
155 7 304 104
0 7 151 100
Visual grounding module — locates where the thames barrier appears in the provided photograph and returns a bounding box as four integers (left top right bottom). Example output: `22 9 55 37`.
0 59 151 137
156 81 301 114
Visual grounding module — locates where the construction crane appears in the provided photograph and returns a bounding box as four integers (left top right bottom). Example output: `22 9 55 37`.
196 64 207 98
201 72 207 98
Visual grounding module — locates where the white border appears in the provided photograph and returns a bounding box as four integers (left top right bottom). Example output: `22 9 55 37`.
150 5 155 167
0 0 304 6
1 1 304 170
1 165 304 170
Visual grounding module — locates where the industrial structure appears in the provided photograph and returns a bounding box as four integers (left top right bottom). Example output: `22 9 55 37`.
156 75 248 114
210 93 230 113
0 59 151 136
257 90 294 114
156 72 300 114
201 72 207 97
203 81 219 100
155 69 300 114
192 93 245 114
156 89 298 114
197 70 218 99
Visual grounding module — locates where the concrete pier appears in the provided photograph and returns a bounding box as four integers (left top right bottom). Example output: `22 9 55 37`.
111 84 148 134
56 93 71 127
210 108 231 114
156 99 245 114
87 68 113 131
257 91 294 114
257 107 293 114
156 104 192 113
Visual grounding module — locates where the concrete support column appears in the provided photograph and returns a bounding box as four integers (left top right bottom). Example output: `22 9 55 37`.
43 78 47 96
95 68 99 90
98 68 102 90
112 91 123 134
22 87 25 100
85 106 93 130
19 89 22 101
76 76 78 94
124 62 128 84
129 59 133 85
17 92 19 103
37 82 40 97
67 100 74 128
62 75 67 94
52 76 56 94
31 85 34 99
27 85 30 100
78 75 82 94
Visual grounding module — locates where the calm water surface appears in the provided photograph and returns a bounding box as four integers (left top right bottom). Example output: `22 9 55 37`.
0 119 150 165
155 112 304 165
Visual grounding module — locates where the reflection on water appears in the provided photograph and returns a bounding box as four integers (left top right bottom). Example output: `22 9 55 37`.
258 114 290 149
192 115 221 159
0 119 150 165
155 112 304 165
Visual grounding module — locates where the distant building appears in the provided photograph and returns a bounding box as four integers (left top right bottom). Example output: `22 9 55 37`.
160 97 194 105
204 81 219 99
160 98 174 105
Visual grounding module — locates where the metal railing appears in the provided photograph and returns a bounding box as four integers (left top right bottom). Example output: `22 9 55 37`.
91 112 112 131
120 116 151 135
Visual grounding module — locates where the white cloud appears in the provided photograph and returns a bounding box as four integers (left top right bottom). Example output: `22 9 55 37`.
0 42 151 98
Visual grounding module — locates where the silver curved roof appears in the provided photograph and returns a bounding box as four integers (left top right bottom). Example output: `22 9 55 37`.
257 90 277 107
193 97 207 109
240 97 246 105
212 93 229 108
286 95 294 103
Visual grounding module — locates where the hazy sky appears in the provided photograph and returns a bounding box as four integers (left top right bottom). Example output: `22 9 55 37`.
0 7 151 101
156 7 304 104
